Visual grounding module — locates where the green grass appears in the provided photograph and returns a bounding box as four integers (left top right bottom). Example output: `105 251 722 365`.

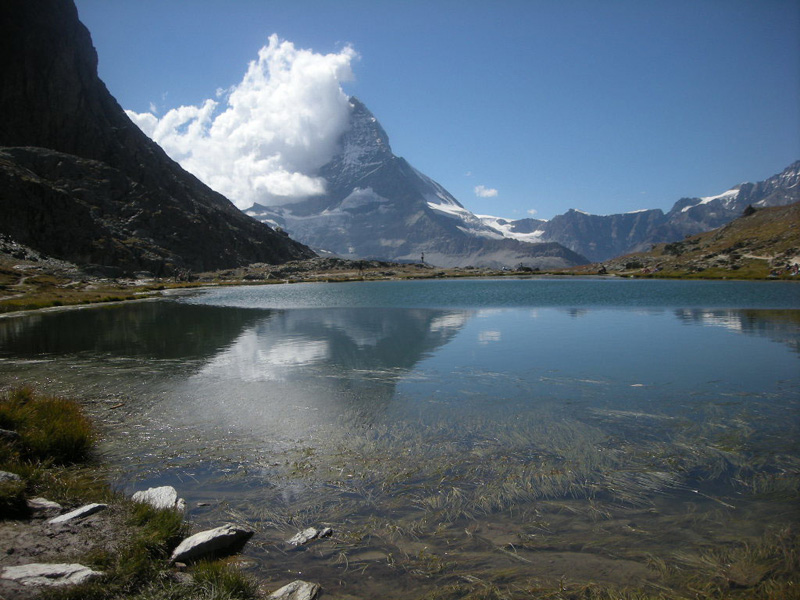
0 386 95 464
0 386 104 512
0 386 260 600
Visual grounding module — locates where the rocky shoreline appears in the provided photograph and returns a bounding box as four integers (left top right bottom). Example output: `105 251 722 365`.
0 475 325 599
0 388 329 600
4 208 798 318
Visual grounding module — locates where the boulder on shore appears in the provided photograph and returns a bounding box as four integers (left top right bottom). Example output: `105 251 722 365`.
1 563 103 587
170 523 254 564
27 497 63 515
132 486 186 511
0 470 21 482
47 503 107 524
0 429 21 444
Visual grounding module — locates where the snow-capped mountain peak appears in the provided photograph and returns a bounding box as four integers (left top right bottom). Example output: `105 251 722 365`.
244 96 587 269
332 98 393 178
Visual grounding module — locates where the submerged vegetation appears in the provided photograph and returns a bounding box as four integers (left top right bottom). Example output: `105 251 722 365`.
1 388 798 598
1 288 798 597
171 400 799 599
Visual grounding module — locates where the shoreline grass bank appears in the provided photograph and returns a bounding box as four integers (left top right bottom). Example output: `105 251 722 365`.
0 387 261 600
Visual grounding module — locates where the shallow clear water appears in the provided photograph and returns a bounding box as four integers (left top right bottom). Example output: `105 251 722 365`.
1 278 798 596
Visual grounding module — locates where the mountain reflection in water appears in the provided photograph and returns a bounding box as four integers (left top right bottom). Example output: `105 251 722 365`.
0 280 798 598
166 307 470 437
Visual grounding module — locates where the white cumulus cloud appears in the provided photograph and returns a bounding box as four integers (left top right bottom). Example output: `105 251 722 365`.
474 185 498 198
126 35 357 209
527 208 538 216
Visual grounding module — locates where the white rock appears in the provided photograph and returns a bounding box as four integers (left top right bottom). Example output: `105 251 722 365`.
1 563 103 586
169 523 254 564
27 497 63 512
132 486 186 511
268 580 321 600
287 527 319 546
0 470 21 482
47 502 107 524
287 526 333 546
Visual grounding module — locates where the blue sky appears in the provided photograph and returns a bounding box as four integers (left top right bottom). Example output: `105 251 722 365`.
75 0 799 220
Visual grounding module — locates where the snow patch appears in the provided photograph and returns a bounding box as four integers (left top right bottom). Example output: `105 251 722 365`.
682 188 740 212
475 214 547 243
427 201 473 218
456 225 503 239
340 187 390 210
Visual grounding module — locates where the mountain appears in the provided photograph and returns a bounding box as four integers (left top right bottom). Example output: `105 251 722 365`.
244 89 796 267
479 161 800 263
0 0 314 276
593 201 800 278
246 99 587 270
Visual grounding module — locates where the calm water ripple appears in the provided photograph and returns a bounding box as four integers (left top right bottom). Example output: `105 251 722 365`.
0 278 798 597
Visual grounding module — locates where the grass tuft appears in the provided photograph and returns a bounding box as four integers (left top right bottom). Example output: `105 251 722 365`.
0 386 95 464
190 560 261 599
0 476 28 518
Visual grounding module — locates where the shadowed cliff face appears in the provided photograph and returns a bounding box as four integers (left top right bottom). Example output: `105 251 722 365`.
0 0 314 275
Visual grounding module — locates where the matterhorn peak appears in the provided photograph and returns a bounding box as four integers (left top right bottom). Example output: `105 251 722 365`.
246 96 586 269
322 97 394 184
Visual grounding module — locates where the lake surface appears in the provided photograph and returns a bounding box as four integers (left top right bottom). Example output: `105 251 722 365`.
1 278 798 597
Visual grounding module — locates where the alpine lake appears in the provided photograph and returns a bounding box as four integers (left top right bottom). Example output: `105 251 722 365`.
1 277 798 598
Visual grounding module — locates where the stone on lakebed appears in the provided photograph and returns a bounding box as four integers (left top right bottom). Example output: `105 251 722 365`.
286 526 333 547
268 580 321 600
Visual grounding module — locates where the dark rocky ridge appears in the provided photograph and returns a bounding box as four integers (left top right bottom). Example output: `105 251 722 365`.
0 0 314 275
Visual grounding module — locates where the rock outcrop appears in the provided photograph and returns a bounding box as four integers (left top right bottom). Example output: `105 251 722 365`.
0 0 314 275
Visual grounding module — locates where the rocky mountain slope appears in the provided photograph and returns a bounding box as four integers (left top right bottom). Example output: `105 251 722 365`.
483 161 800 263
586 202 800 278
246 99 587 270
0 0 314 276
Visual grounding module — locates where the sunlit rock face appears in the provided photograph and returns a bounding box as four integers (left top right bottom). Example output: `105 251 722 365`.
494 161 800 263
246 93 798 266
246 98 588 270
